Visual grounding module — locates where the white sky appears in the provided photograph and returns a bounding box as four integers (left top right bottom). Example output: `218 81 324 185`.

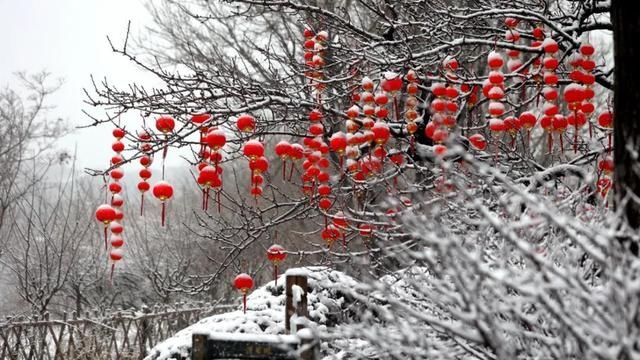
0 0 160 169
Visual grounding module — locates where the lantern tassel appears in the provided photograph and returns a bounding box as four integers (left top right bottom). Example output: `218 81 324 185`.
217 190 221 213
104 226 108 251
274 265 278 287
393 96 400 122
202 189 206 210
243 294 247 314
282 162 286 181
608 132 612 153
288 163 295 181
560 134 564 154
205 188 210 211
548 132 553 154
574 128 578 154
140 193 145 216
161 202 166 227
109 263 115 285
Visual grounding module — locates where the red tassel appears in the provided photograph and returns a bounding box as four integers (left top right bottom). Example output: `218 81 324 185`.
274 265 278 287
104 226 108 251
548 132 553 154
574 128 578 154
282 162 286 181
205 188 210 211
217 190 221 213
161 202 166 227
140 193 145 216
243 294 247 314
109 263 115 285
288 163 295 181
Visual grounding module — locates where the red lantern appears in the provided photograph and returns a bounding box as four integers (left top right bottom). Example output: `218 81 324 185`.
112 141 125 153
155 116 175 134
205 129 226 151
236 114 256 132
191 113 211 124
234 273 254 314
152 181 174 226
111 194 124 208
372 122 391 145
267 244 287 286
359 224 373 238
110 234 124 248
381 72 403 93
112 128 126 139
110 221 123 235
95 204 116 250
110 168 124 180
469 134 487 151
243 140 265 159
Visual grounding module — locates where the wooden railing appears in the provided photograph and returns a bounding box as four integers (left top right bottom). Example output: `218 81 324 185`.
0 302 235 360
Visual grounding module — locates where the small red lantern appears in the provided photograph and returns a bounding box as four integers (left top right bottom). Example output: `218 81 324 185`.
152 181 174 227
113 128 126 139
155 116 175 134
243 140 265 159
266 244 287 286
469 134 487 151
234 273 254 314
205 129 227 151
95 204 116 249
191 113 211 124
236 114 256 133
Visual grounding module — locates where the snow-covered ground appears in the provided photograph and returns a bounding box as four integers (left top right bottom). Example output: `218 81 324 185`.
144 267 358 360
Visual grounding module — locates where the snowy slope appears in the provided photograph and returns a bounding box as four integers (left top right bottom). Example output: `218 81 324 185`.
144 267 359 360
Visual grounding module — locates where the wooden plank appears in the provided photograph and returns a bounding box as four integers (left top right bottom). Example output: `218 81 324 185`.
285 274 308 333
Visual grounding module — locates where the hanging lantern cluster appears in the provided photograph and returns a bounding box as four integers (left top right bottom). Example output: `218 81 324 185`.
303 27 328 93
566 43 597 149
200 123 225 211
403 70 421 141
538 35 566 153
504 18 523 75
484 50 507 146
137 130 153 216
427 59 461 156
151 116 175 226
243 138 267 199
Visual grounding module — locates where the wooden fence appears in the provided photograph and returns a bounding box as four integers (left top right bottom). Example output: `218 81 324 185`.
0 302 235 360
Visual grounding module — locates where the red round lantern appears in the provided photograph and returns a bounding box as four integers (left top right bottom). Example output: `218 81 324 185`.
152 181 174 227
267 244 287 286
243 140 265 159
191 113 211 124
234 273 254 314
205 129 227 151
381 72 403 93
156 116 175 134
469 134 487 151
372 122 391 145
236 114 256 132
112 128 126 139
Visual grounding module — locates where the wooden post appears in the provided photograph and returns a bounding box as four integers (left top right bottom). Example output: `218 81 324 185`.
192 333 208 360
285 273 308 333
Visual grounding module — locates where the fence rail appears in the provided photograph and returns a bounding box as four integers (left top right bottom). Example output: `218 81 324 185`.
0 302 235 360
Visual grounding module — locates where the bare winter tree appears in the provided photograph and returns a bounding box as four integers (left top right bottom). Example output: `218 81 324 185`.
0 72 66 233
82 1 640 357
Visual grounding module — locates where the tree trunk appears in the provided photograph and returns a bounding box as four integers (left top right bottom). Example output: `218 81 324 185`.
611 1 640 241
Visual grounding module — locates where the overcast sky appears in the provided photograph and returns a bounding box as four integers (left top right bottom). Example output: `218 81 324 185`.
0 0 159 169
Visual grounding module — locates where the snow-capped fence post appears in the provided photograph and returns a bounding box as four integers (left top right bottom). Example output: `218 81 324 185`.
285 271 308 334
